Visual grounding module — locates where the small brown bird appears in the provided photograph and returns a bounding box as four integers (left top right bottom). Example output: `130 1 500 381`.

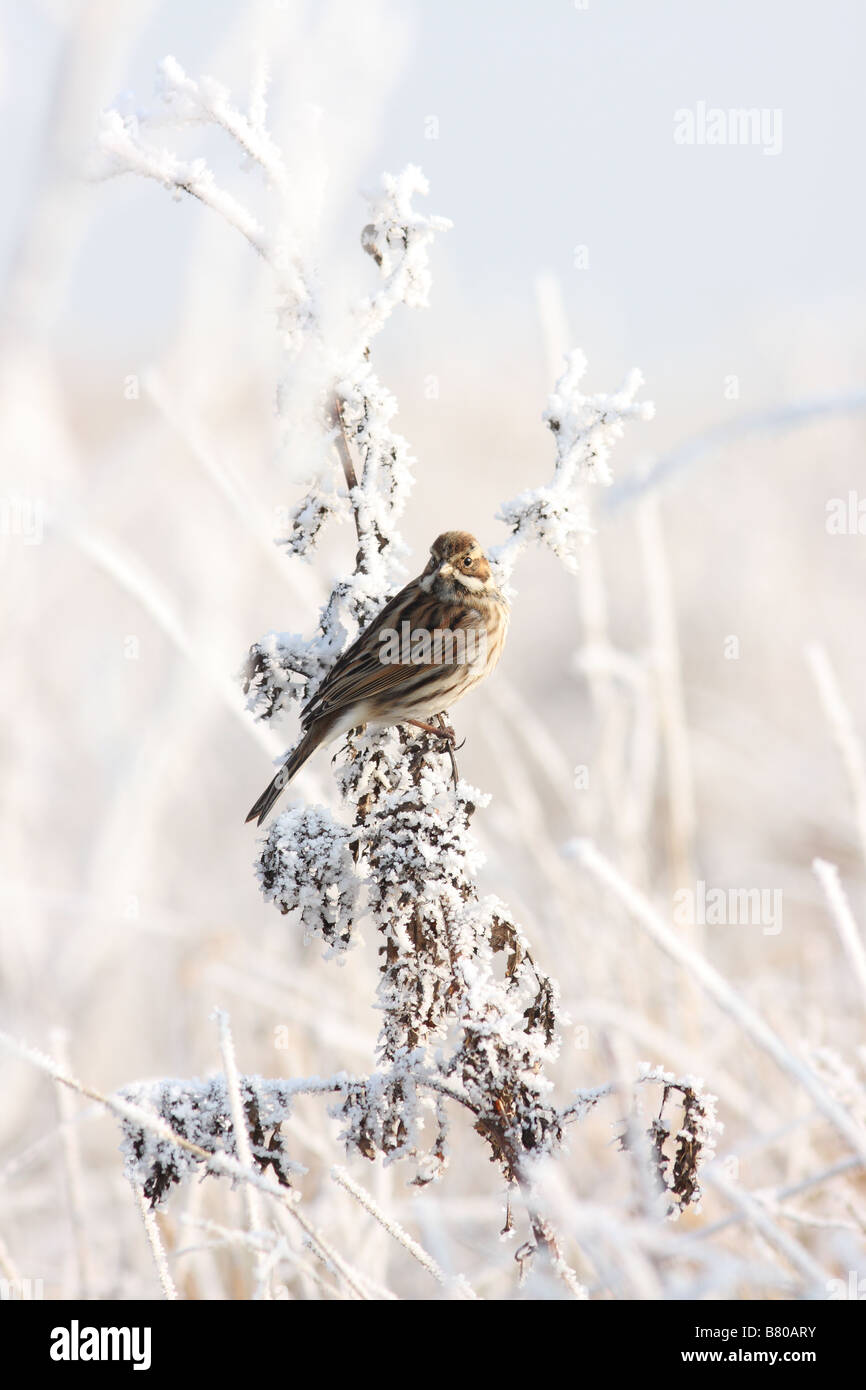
245 531 509 825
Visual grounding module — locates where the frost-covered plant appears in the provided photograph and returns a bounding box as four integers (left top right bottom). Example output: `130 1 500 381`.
257 805 358 953
491 349 654 581
93 55 681 1281
625 1066 721 1216
120 1074 302 1206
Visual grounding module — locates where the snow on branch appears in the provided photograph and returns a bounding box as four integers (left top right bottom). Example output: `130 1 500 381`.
491 349 654 581
119 1074 303 1207
153 56 288 190
80 54 719 1288
257 804 359 954
93 54 314 351
628 1065 721 1216
94 109 272 259
356 165 452 336
245 169 452 718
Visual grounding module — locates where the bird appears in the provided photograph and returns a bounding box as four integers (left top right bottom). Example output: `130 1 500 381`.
245 531 509 825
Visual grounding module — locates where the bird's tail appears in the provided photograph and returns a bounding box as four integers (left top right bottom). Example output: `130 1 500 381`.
245 726 321 826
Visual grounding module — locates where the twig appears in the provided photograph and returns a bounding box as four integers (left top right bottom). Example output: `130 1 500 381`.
807 643 866 874
604 391 866 515
64 523 286 765
143 368 320 603
279 1200 371 1301
330 394 360 495
637 497 696 899
813 858 866 1011
95 111 272 260
133 1181 179 1300
0 1229 20 1283
522 1204 588 1299
0 1031 370 1300
684 1156 864 1245
702 1167 833 1291
50 1029 95 1299
215 1009 272 1299
331 1165 477 1299
329 394 367 570
572 840 866 1163
769 1203 862 1234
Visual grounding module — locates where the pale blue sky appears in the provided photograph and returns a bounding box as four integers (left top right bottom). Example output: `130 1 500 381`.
2 0 864 419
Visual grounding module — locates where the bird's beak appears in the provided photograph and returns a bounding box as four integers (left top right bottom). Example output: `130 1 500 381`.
437 562 454 578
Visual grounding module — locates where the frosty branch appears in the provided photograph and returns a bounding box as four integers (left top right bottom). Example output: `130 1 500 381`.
91 58 714 1287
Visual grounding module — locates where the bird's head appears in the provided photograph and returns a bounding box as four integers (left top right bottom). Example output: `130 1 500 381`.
423 531 495 595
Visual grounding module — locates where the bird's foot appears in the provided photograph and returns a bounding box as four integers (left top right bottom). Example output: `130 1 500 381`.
406 715 463 790
407 717 456 745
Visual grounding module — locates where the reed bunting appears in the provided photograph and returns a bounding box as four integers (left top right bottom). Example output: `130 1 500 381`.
245 531 509 825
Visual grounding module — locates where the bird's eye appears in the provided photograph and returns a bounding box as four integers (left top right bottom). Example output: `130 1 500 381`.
462 556 473 568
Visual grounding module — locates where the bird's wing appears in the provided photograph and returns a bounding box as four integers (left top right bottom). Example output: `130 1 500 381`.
301 581 417 720
302 586 483 726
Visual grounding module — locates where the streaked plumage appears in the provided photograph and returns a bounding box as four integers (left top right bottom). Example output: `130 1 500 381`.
245 531 509 825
